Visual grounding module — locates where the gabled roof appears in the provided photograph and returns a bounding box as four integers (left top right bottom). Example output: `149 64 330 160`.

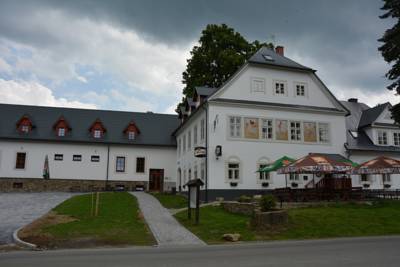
340 100 370 131
358 102 391 129
0 103 179 146
248 46 314 72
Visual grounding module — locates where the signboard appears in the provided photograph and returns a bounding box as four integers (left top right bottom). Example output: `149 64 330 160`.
194 146 206 158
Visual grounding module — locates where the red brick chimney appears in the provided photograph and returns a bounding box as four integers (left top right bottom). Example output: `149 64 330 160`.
275 46 284 56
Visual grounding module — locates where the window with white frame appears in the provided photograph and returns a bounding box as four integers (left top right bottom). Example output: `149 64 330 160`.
251 78 265 93
188 130 191 150
290 121 302 141
200 118 205 141
261 119 273 140
289 173 299 181
194 125 198 145
258 164 270 180
58 128 65 137
229 116 242 138
295 83 306 96
383 173 391 183
21 125 30 133
318 123 330 143
226 157 241 181
94 130 102 139
116 156 126 172
128 131 135 140
361 174 369 182
377 131 388 145
394 132 400 146
274 81 286 95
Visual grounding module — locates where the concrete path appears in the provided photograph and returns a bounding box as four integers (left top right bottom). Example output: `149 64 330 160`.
0 192 76 245
131 192 205 246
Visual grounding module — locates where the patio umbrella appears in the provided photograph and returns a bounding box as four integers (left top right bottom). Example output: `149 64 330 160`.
43 154 50 179
258 156 296 173
277 153 353 174
352 156 400 175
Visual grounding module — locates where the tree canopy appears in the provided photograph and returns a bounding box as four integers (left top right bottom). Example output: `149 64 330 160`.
178 24 273 111
378 0 400 122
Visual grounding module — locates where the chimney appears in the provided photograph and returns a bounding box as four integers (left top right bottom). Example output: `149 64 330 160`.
275 46 284 56
348 98 358 103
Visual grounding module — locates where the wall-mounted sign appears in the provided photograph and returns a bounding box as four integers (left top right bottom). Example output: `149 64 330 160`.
194 146 207 158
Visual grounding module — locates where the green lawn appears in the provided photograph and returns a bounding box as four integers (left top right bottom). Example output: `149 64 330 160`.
174 201 400 244
35 192 155 247
151 192 188 209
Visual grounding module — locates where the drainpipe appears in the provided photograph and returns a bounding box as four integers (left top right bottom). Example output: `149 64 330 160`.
105 144 110 191
204 103 209 203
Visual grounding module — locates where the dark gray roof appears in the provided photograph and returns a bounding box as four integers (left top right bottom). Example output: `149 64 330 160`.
248 47 314 72
0 103 179 146
195 86 217 97
358 102 390 129
186 97 195 108
340 100 370 131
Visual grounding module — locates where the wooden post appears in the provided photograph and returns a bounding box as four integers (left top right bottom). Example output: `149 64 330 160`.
95 192 100 217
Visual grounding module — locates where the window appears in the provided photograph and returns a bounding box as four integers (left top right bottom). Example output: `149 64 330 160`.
383 174 391 183
128 131 135 140
304 122 317 142
183 134 186 152
21 125 30 133
289 174 299 180
394 132 400 146
261 119 273 140
377 131 388 145
91 155 100 162
259 164 270 180
194 164 198 179
200 118 205 141
188 130 191 150
54 154 63 161
274 81 286 95
303 175 309 181
58 128 65 137
73 155 82 161
194 125 198 145
295 83 306 96
227 163 240 181
15 152 26 169
290 121 302 141
94 130 102 139
251 78 265 93
188 169 192 180
361 174 369 182
136 157 145 173
318 123 330 143
229 116 242 138
275 119 289 141
178 138 181 156
200 161 205 181
116 156 126 172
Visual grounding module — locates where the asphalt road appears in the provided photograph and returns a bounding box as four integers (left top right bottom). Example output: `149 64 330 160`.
1 236 399 267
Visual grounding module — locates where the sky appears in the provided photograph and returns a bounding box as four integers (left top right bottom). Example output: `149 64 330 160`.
0 0 396 114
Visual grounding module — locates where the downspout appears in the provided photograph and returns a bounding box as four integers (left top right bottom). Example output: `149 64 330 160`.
204 103 209 203
105 144 110 191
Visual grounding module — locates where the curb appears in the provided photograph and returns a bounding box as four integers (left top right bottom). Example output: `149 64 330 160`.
12 227 38 249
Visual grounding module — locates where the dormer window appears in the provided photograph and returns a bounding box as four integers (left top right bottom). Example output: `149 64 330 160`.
21 125 30 133
53 116 71 137
89 119 106 139
58 128 66 137
377 131 388 145
124 120 140 141
16 115 34 134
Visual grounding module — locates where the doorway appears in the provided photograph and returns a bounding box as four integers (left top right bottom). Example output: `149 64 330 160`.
149 169 164 192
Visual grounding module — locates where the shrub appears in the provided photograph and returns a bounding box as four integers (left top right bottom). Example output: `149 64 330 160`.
238 195 252 203
259 195 277 212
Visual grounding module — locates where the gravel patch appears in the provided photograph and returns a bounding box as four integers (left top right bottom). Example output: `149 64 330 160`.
0 192 76 245
131 192 205 246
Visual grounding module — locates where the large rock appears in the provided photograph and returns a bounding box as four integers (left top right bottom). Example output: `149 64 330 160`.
222 233 241 242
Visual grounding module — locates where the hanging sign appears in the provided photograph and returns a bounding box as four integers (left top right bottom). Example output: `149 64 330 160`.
194 146 207 158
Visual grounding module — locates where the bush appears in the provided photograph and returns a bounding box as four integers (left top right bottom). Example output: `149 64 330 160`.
259 195 277 212
238 195 252 203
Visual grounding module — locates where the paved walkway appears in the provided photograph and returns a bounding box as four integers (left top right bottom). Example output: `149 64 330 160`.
131 192 205 246
0 192 76 245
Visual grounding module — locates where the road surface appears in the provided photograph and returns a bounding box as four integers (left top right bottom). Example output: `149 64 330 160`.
1 236 399 266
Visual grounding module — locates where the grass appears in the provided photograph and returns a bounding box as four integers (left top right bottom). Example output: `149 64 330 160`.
175 201 400 244
21 192 155 248
151 192 188 209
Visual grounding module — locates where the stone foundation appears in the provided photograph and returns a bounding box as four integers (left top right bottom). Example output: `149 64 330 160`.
251 210 288 230
221 201 256 216
0 178 148 192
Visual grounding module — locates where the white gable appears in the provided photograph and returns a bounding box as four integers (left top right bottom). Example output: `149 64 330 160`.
376 105 394 124
209 64 341 110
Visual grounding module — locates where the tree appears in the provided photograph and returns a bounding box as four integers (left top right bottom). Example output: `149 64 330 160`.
178 24 273 111
378 0 400 122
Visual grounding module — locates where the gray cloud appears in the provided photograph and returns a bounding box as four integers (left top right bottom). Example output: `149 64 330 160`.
0 0 395 99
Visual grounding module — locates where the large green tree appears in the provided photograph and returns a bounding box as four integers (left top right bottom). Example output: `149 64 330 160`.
179 24 273 110
378 0 400 122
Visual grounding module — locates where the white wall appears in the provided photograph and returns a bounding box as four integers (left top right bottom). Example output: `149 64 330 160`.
206 103 347 190
210 65 338 109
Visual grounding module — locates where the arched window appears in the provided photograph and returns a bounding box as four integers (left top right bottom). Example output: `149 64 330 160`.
225 156 241 182
177 168 182 191
257 157 271 181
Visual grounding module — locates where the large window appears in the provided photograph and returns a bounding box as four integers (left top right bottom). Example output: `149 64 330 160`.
194 125 198 145
116 156 126 172
304 122 317 142
394 132 400 146
377 131 388 145
275 120 289 141
227 163 240 181
259 164 270 180
261 119 273 140
200 118 205 141
290 121 302 141
318 123 330 143
229 116 242 138
136 157 145 173
15 152 26 169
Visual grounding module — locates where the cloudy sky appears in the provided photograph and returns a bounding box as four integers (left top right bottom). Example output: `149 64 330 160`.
0 0 396 113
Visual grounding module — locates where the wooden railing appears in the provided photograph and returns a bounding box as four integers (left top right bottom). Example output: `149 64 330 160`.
315 178 352 190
